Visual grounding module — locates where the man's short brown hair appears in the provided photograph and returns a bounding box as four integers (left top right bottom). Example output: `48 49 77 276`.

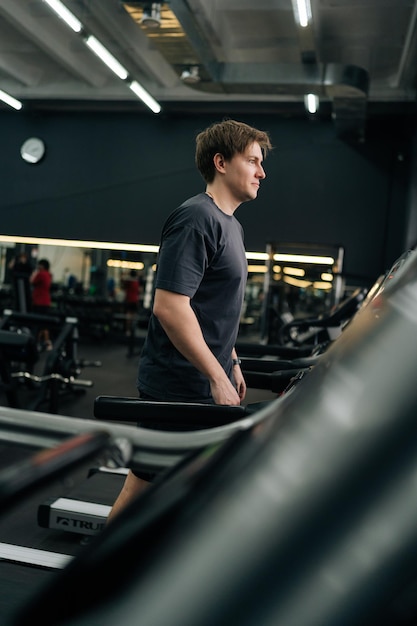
195 119 272 183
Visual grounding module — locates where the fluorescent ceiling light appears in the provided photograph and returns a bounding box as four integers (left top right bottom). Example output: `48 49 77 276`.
85 36 129 80
42 0 82 33
284 275 332 290
0 235 159 254
247 265 268 274
129 81 161 114
304 93 319 113
0 235 269 263
284 275 312 288
43 1 161 113
245 252 268 261
313 281 333 290
0 89 22 110
292 0 312 27
274 253 334 265
283 266 305 277
108 260 145 270
321 272 333 281
85 40 162 113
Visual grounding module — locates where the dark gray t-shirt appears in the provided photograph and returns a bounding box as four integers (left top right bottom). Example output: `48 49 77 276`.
137 192 247 401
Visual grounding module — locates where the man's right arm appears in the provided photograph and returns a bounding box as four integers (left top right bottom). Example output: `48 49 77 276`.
153 288 241 405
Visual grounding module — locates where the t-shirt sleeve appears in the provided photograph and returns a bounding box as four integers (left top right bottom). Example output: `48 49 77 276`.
155 225 213 298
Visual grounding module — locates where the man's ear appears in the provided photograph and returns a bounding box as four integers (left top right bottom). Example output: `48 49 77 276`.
213 152 226 172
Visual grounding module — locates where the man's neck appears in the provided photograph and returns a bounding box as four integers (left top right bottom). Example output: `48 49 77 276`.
205 187 238 216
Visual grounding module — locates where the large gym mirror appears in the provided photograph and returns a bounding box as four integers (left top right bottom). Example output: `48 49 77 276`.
0 237 346 344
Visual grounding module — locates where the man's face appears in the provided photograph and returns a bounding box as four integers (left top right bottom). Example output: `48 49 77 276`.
224 141 266 203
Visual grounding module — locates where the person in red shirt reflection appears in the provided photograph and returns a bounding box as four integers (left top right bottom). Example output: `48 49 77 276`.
30 258 53 351
121 269 140 335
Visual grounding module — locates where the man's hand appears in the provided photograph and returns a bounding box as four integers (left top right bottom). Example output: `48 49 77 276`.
210 378 241 405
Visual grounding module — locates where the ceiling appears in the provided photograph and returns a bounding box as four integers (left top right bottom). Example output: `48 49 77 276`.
0 0 416 136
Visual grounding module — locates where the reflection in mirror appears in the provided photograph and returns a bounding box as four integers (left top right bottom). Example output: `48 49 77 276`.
244 242 345 343
0 236 159 341
0 236 347 345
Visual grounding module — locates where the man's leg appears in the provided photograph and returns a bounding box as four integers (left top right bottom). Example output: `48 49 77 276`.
107 470 150 524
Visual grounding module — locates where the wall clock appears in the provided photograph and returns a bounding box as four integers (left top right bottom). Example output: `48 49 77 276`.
20 137 46 164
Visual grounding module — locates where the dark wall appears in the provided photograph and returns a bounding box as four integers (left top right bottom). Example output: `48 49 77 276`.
0 109 413 284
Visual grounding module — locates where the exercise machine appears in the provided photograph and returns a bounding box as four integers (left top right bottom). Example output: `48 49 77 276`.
8 247 417 626
0 310 97 413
